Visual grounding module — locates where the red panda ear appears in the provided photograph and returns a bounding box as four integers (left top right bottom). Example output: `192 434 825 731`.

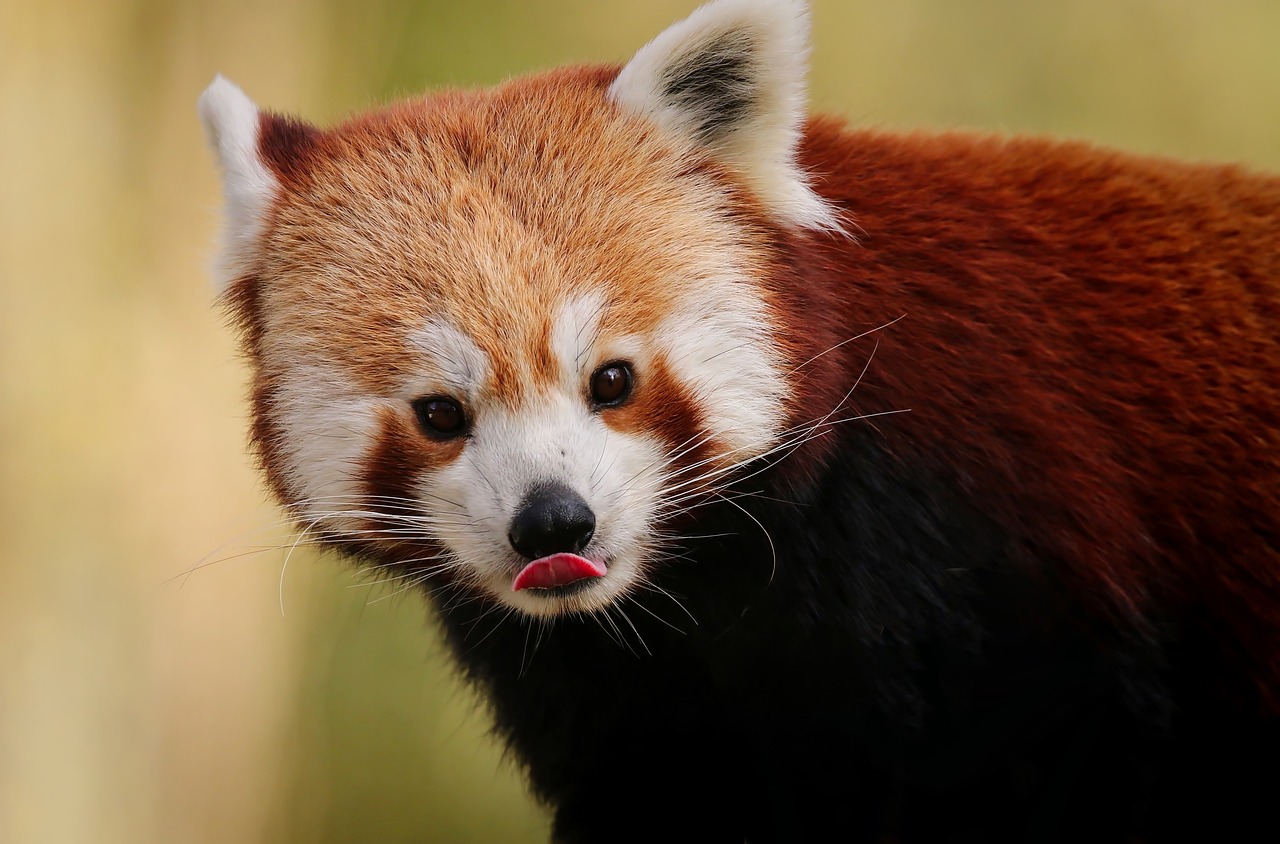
198 76 316 291
610 0 841 234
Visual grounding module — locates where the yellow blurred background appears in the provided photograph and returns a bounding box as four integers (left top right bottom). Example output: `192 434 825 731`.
1 1 1276 842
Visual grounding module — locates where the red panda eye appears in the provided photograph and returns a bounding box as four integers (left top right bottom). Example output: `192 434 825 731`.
411 396 467 439
590 362 633 408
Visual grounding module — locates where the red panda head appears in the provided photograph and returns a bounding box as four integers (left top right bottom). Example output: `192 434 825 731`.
200 0 840 617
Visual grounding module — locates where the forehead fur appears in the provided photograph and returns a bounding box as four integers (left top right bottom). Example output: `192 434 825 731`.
252 66 782 401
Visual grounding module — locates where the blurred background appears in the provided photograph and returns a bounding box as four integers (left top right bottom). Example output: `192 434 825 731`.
1 1 1277 842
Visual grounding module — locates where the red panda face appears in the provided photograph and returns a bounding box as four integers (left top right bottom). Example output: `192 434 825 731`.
201 0 836 617
207 77 796 618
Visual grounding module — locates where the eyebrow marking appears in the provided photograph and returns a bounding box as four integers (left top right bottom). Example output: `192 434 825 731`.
411 318 491 396
552 292 608 388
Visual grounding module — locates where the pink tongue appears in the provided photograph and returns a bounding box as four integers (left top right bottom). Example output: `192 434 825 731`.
512 553 607 591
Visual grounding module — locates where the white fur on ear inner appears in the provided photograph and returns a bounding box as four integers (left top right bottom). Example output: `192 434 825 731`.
609 0 842 234
198 75 279 291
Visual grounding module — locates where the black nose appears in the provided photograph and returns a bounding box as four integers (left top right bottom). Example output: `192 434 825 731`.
508 483 596 560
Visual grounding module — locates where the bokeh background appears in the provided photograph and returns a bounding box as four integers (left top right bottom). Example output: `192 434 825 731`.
1 1 1277 842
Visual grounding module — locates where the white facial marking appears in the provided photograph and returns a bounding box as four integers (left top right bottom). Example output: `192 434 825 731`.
272 363 381 526
198 76 280 290
410 318 492 401
657 273 788 463
550 290 607 390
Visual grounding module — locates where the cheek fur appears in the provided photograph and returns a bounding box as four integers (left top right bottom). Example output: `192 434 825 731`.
603 355 715 476
362 405 464 506
226 275 300 508
247 381 297 508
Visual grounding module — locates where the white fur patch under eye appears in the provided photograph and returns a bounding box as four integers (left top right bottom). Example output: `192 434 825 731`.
198 76 279 291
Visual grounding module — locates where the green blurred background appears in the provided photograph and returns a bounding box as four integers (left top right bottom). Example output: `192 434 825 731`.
1 1 1277 842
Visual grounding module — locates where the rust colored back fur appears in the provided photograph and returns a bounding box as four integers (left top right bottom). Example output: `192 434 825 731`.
784 121 1280 709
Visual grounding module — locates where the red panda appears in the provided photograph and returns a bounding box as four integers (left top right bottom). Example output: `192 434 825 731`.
199 0 1280 840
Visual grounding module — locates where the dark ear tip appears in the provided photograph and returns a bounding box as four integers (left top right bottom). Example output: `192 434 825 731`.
258 112 320 183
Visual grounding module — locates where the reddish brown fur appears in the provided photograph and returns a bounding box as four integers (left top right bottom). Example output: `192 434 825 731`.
217 273 300 508
604 355 712 468
779 121 1280 709
362 405 464 500
257 112 319 189
357 406 456 577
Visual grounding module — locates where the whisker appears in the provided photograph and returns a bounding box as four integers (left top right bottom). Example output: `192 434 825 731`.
279 516 327 616
463 604 518 655
624 594 688 635
712 491 778 588
787 313 906 375
613 605 651 656
636 581 698 626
